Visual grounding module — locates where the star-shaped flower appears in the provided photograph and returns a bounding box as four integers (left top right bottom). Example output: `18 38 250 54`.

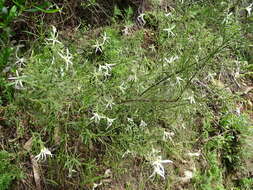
163 131 175 142
164 55 179 64
35 147 53 162
107 117 116 127
102 32 109 45
149 156 173 179
140 120 147 127
105 97 115 109
90 113 103 123
163 25 176 38
118 82 127 93
46 26 61 46
98 64 116 76
58 48 73 71
92 41 102 53
188 95 195 104
8 70 26 90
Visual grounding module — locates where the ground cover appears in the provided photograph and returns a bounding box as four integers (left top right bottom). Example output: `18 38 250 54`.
0 0 253 189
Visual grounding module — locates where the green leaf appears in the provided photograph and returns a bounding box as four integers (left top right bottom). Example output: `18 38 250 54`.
114 6 122 17
0 23 7 28
8 5 17 20
0 0 5 8
31 6 61 13
24 2 60 13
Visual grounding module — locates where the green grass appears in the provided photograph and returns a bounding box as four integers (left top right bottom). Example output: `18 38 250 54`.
0 151 23 190
0 0 253 189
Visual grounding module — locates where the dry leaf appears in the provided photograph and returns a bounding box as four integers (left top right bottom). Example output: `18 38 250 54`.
30 155 42 190
23 137 33 151
54 126 61 145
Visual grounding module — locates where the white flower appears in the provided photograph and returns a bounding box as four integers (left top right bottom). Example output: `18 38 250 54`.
8 70 25 90
104 63 116 71
105 97 115 109
163 25 176 38
90 113 103 123
102 32 109 45
98 66 110 76
188 95 195 104
35 147 53 161
140 120 147 127
98 64 116 77
164 55 179 64
92 41 103 53
149 156 173 179
137 13 146 26
127 118 134 123
15 45 26 67
58 48 73 71
149 44 156 52
163 131 175 142
106 117 116 127
46 26 61 46
118 82 127 93
246 3 253 16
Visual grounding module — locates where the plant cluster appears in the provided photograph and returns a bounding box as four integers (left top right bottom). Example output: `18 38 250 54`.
0 0 252 189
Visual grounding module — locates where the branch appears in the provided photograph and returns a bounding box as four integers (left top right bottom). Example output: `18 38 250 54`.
117 98 178 104
139 39 231 97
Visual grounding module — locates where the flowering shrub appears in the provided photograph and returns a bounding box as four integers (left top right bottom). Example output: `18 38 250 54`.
2 0 252 189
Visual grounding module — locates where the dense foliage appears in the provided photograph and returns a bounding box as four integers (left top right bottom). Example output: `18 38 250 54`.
0 0 252 189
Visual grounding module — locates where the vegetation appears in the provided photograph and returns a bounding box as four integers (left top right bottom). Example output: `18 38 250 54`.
0 0 252 189
0 151 23 190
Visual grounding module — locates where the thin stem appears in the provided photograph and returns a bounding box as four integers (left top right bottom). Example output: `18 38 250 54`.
139 38 231 97
117 98 178 104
